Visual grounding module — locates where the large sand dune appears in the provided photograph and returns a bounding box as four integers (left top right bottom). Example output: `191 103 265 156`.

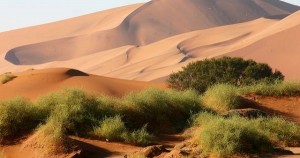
0 0 299 81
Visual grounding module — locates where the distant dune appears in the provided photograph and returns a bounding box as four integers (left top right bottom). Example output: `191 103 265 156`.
0 0 299 81
0 68 164 100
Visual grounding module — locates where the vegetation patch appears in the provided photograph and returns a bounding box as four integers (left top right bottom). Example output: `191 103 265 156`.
26 88 201 152
123 125 155 146
122 88 202 132
240 81 300 96
0 98 41 143
168 57 284 93
192 113 300 157
1 74 16 84
1 81 300 156
93 115 154 146
202 84 242 113
34 119 71 154
93 115 127 141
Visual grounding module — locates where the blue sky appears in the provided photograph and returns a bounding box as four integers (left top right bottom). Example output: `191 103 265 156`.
0 0 299 32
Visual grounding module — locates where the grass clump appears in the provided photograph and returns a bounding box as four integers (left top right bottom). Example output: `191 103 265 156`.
1 74 16 84
240 81 300 96
93 116 154 146
93 115 127 141
253 117 300 147
0 98 40 143
198 116 272 157
123 88 202 132
41 89 100 132
193 113 300 157
33 89 106 153
35 119 70 154
123 125 154 146
202 84 242 113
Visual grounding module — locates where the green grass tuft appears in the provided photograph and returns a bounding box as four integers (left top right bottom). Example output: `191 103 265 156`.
123 125 155 146
252 117 300 147
123 88 202 132
93 115 127 141
1 74 16 84
240 82 300 96
0 98 41 143
198 116 272 157
36 119 70 154
93 116 154 146
202 84 242 113
193 113 300 157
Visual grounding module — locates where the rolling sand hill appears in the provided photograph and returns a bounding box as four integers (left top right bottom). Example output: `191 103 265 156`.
0 68 164 100
0 0 299 82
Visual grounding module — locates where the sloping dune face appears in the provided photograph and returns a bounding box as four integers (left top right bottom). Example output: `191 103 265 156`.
2 0 298 65
0 68 164 100
0 0 299 81
227 12 300 80
0 3 143 64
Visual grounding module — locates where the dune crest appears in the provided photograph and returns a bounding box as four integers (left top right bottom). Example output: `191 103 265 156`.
0 68 164 100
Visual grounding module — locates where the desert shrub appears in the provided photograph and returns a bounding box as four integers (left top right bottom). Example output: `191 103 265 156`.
34 92 62 121
95 95 121 117
253 117 300 147
1 74 16 84
33 89 100 153
0 98 41 143
199 118 272 157
123 125 155 146
193 113 300 157
240 81 300 96
35 118 70 154
122 88 202 132
44 89 103 135
191 112 219 127
93 115 127 141
93 116 154 146
202 84 242 113
168 57 284 93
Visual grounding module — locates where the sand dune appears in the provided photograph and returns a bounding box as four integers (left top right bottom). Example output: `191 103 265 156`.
228 20 300 79
0 68 164 100
0 3 142 65
2 0 298 65
0 0 299 82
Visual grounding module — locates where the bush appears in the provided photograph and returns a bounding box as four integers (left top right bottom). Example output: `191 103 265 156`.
32 89 104 154
35 119 70 154
199 118 272 157
123 125 155 146
1 74 16 84
253 117 300 147
122 88 202 132
93 115 127 141
0 98 40 143
168 57 284 93
202 84 242 113
93 116 154 146
193 113 300 157
191 111 219 127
